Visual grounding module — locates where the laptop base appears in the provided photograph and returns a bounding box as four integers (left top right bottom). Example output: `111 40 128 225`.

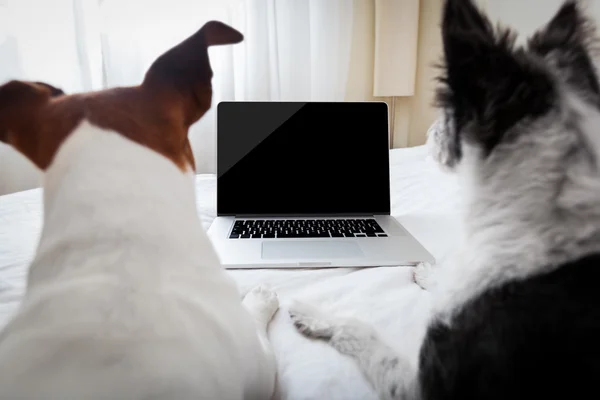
207 215 435 270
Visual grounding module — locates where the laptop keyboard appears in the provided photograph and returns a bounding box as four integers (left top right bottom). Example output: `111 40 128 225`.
229 218 388 239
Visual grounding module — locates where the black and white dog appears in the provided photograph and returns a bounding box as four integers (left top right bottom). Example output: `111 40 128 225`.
288 0 600 399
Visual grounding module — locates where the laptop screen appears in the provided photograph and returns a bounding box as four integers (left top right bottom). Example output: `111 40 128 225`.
217 101 391 216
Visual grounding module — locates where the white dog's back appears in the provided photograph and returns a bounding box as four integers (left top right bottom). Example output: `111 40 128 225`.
0 20 280 399
0 123 274 399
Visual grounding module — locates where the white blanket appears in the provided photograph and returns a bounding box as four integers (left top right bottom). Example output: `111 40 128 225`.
0 145 461 400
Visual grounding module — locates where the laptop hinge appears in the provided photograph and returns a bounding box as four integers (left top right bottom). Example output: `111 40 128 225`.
231 213 384 218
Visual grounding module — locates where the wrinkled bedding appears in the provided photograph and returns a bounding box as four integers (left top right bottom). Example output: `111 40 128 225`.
0 145 461 399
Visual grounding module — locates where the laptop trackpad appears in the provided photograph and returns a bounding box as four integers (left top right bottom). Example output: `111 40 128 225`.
262 241 363 259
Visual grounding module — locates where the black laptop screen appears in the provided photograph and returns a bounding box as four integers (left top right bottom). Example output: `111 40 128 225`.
216 101 391 216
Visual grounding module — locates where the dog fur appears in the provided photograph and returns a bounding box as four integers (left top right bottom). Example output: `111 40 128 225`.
289 1 600 399
0 21 280 399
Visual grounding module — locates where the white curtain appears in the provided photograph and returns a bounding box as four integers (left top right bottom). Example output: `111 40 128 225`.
0 0 92 194
0 0 354 195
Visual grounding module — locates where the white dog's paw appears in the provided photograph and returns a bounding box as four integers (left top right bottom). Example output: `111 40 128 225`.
413 262 433 290
243 285 280 324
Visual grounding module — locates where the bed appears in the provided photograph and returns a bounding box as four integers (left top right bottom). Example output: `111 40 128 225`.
0 144 462 400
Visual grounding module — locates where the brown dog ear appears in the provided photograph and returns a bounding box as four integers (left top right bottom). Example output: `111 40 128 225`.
142 21 243 126
201 20 245 46
0 80 55 144
32 82 66 98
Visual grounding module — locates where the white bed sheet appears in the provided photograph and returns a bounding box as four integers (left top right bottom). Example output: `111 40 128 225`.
0 145 462 400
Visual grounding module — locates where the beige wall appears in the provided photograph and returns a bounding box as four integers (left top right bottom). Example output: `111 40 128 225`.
407 0 442 147
344 0 378 104
345 0 442 148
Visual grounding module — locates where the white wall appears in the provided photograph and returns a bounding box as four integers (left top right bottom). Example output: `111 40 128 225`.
485 0 600 43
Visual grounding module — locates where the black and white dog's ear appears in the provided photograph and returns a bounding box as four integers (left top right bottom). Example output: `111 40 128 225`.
528 0 600 99
436 0 555 157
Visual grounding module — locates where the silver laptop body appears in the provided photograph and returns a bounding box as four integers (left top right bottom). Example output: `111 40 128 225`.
207 101 435 269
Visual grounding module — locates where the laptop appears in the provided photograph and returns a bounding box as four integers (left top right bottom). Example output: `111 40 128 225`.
207 101 435 269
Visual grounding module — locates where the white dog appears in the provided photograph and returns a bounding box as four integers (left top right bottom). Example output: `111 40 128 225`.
0 21 279 399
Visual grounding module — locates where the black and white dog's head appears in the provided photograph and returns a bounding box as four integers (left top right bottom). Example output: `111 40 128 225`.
434 0 600 165
434 0 600 226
